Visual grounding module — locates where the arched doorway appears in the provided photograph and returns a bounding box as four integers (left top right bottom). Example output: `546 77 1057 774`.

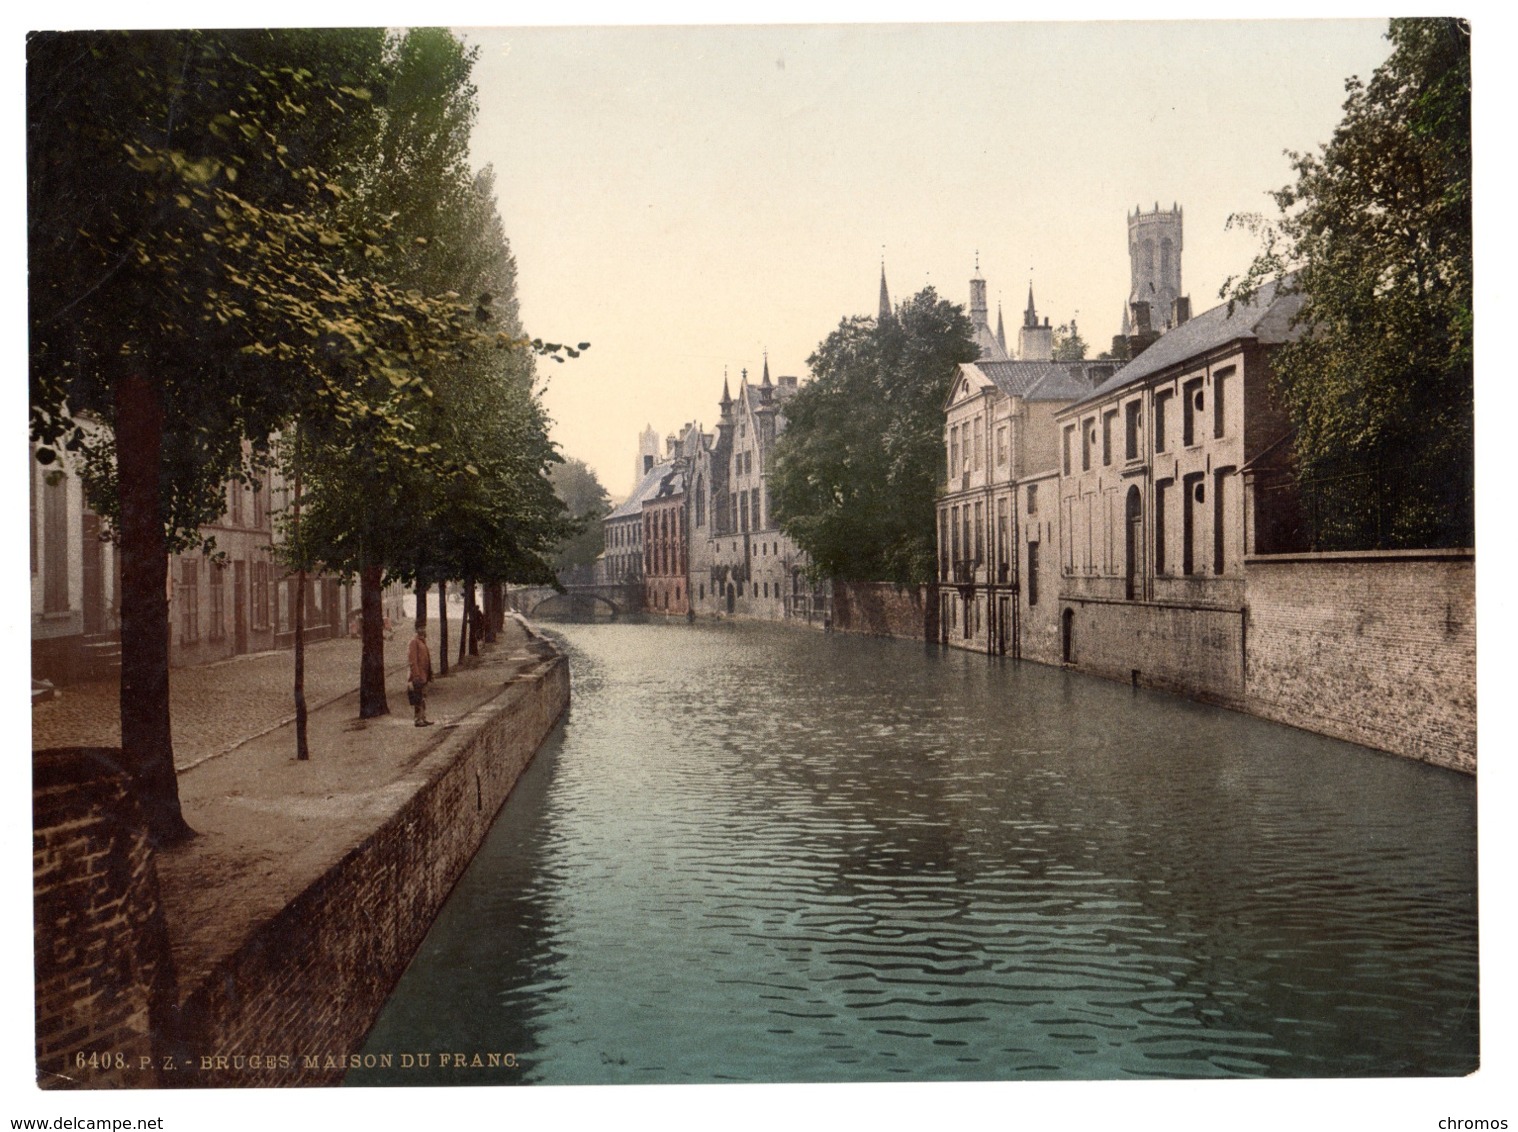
1061 608 1075 664
1125 485 1143 601
726 583 736 615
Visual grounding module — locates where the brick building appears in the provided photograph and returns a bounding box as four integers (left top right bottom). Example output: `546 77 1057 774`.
1052 277 1301 696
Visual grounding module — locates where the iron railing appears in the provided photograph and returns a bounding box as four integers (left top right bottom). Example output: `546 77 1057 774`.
1252 460 1474 553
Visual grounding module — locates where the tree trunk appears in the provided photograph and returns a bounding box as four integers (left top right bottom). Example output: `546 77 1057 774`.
483 582 499 642
114 373 193 845
292 420 308 761
358 562 387 718
437 578 449 677
414 579 429 631
459 578 473 663
468 578 481 656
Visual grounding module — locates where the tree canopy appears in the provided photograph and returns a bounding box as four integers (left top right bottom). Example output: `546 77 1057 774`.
548 458 612 575
771 288 979 584
27 29 580 835
1226 17 1471 548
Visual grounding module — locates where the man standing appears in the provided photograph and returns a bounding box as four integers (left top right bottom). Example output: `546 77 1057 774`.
407 625 434 727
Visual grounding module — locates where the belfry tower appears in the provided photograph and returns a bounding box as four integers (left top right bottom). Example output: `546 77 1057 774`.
1128 202 1185 332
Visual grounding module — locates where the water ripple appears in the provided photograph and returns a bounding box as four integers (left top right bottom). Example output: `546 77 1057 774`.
350 620 1478 1086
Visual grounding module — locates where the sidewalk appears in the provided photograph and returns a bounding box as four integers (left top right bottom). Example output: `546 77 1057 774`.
155 613 562 1002
32 617 471 770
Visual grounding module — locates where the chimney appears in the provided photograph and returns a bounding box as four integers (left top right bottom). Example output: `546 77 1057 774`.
1172 296 1191 326
643 455 654 474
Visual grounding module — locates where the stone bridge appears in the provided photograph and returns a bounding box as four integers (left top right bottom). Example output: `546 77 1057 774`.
505 582 642 619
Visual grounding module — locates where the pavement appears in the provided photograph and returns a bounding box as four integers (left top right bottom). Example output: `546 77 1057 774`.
32 616 471 770
32 612 560 1006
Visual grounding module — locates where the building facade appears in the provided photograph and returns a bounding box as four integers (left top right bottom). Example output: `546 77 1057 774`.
700 361 811 621
935 267 1114 660
1052 277 1301 695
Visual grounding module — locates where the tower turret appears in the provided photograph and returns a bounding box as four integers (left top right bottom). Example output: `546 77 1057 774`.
1128 202 1187 333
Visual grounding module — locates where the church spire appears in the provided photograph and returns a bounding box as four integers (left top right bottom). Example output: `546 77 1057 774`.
996 301 1007 353
1024 283 1038 329
761 351 772 386
878 252 891 322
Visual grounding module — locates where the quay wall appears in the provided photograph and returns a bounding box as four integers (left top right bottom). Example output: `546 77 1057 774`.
172 650 569 1085
1243 551 1474 773
34 647 570 1088
829 582 936 642
1058 597 1247 707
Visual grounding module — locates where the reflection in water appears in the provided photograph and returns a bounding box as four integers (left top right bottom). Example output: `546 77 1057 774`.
347 620 1477 1085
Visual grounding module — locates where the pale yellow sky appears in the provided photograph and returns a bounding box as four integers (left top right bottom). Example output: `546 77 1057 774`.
461 19 1397 499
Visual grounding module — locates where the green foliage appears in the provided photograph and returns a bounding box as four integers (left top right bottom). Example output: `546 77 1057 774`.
771 288 979 584
1052 322 1088 361
1224 18 1471 547
549 458 612 572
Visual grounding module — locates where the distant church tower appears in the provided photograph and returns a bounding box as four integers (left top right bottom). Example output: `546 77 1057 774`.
968 256 1010 361
878 259 892 322
1128 202 1186 332
636 423 661 482
1017 285 1054 362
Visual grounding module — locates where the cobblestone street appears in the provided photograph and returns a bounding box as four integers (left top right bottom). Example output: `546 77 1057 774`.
32 617 463 770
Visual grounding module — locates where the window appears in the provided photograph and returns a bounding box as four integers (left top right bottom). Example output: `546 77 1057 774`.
996 425 1008 467
1154 481 1169 574
1102 409 1117 466
1027 542 1040 606
209 565 226 641
695 476 706 526
42 470 67 612
1081 418 1095 472
1213 469 1232 575
1154 391 1171 453
1125 401 1142 461
1182 474 1204 575
229 481 244 526
1062 425 1075 475
1182 378 1204 447
751 487 761 529
1027 483 1038 515
1213 368 1233 439
973 501 984 564
253 561 268 625
972 415 984 471
949 425 960 479
180 558 200 643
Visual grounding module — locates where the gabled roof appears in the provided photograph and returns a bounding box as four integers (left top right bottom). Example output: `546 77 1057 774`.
948 360 1114 411
1069 277 1305 410
607 460 674 521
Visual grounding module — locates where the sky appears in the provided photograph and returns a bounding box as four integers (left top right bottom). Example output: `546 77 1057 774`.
458 19 1398 499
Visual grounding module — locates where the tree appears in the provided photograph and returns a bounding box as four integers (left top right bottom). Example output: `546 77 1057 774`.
1052 321 1088 361
549 459 612 575
27 30 475 841
1225 18 1471 548
771 288 979 584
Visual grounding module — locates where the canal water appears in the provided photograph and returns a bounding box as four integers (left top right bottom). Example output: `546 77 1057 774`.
347 619 1477 1086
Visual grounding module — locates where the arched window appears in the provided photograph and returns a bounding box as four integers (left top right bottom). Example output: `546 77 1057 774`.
695 476 705 527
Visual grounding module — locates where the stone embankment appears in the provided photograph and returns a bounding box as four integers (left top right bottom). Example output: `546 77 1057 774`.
33 615 568 1089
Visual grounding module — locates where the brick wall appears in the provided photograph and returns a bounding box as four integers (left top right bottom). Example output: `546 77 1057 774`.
1244 551 1475 773
1059 596 1246 704
34 749 178 1089
830 582 935 641
168 652 569 1086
